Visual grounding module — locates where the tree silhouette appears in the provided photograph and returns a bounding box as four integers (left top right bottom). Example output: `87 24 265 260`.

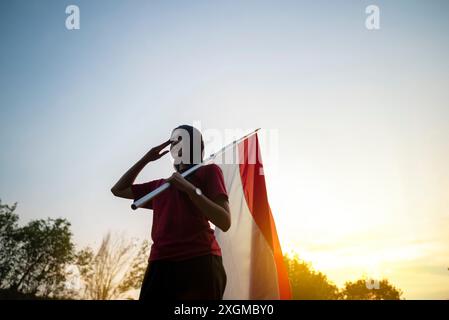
341 278 403 300
0 200 20 287
284 254 341 299
0 199 75 298
75 233 148 300
284 254 403 300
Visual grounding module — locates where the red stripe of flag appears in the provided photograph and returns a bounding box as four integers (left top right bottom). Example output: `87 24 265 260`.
238 134 292 299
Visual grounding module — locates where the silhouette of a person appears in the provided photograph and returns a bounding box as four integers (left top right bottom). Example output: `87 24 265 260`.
111 125 230 300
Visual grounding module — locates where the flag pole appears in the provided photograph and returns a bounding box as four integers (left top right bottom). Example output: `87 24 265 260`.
131 128 261 210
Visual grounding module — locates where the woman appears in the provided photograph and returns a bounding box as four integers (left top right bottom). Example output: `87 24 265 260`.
111 125 230 300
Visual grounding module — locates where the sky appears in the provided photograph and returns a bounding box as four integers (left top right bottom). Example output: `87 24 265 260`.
1 0 449 299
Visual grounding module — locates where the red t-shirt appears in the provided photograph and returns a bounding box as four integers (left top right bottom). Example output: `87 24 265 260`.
131 164 228 261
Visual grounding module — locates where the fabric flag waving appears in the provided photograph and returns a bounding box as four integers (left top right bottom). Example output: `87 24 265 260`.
214 133 291 300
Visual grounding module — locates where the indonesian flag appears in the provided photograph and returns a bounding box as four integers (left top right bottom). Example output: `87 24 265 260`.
214 133 291 300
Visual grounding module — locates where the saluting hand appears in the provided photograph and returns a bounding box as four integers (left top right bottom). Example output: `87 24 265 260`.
143 139 171 163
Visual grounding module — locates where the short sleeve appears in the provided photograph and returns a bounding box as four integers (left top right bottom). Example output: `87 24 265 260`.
203 164 228 202
131 180 163 209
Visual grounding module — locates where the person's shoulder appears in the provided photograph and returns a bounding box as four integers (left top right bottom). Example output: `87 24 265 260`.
202 163 223 174
196 163 223 177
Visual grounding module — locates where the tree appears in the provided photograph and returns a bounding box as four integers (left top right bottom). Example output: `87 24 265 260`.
284 254 341 300
75 233 149 300
341 278 403 300
118 239 150 295
9 218 75 297
283 254 404 300
0 199 75 298
0 200 20 287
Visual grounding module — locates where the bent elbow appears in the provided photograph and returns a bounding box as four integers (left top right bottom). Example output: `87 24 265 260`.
221 215 231 232
111 187 119 197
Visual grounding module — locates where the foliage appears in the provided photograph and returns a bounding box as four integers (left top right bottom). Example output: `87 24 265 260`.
0 199 75 298
75 233 149 300
341 278 403 300
0 201 20 287
284 254 341 299
284 254 403 300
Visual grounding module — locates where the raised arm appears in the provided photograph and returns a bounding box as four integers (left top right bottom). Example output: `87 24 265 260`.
111 140 171 199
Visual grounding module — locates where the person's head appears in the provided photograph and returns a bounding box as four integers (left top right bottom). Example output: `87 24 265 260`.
169 125 204 172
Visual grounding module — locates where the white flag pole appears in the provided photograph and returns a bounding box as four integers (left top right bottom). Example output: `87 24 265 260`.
131 128 260 210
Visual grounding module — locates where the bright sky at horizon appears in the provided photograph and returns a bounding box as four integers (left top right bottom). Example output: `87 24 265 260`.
1 0 449 299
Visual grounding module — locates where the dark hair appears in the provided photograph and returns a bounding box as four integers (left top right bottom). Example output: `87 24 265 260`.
172 125 204 172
